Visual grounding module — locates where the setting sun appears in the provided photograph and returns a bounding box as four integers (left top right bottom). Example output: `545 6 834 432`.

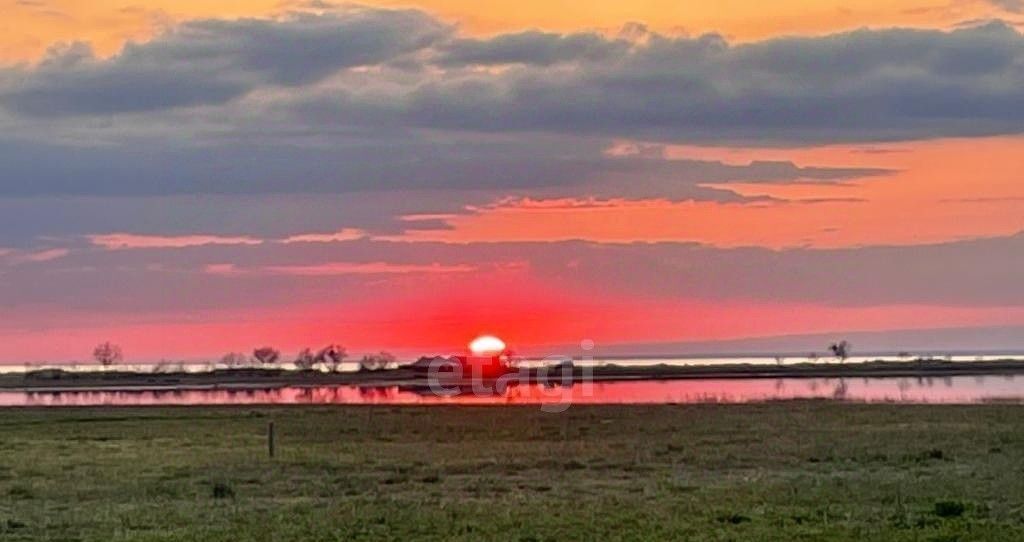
469 335 507 355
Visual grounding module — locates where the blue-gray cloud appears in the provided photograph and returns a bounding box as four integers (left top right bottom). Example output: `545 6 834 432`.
2 11 1023 145
0 135 886 197
0 9 1018 199
436 31 629 66
384 21 1024 144
2 8 449 115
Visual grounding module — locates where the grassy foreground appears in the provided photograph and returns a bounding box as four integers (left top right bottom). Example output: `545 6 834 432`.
1 404 1024 541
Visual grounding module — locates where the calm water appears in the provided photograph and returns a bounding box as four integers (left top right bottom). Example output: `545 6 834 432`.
3 375 1024 407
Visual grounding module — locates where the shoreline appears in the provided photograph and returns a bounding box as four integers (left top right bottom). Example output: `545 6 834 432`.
3 358 1024 393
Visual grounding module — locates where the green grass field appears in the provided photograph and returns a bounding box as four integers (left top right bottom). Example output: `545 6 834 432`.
2 403 1024 541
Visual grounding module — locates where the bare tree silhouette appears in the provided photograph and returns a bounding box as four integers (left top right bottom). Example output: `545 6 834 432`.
294 348 316 370
220 352 249 369
253 347 281 366
829 340 852 363
92 342 123 367
315 345 348 372
359 351 396 371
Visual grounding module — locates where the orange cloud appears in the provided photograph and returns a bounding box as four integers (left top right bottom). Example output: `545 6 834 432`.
205 262 476 276
391 137 1024 249
88 233 264 249
1 248 70 264
280 228 366 244
1 0 1011 62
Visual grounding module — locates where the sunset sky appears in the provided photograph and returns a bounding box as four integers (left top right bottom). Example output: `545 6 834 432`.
2 0 1024 362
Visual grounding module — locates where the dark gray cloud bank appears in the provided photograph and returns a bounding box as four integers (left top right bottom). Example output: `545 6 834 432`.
4 12 1024 136
0 135 888 197
392 22 1024 144
4 8 449 115
0 9 1020 198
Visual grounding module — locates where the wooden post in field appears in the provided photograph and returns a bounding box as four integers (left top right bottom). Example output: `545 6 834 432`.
268 421 275 459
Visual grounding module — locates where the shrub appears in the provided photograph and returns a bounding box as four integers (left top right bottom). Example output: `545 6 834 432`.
717 513 751 524
905 448 945 463
933 500 965 518
211 482 235 499
7 485 33 500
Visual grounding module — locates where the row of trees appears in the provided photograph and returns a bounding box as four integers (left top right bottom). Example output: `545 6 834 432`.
224 346 397 372
90 342 396 372
91 340 851 369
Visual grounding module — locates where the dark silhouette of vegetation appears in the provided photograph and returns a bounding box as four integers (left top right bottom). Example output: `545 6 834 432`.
92 342 123 366
315 344 347 372
252 347 281 366
716 513 751 524
359 351 397 371
934 500 965 518
294 348 316 370
7 485 34 500
829 340 851 362
211 481 235 500
219 352 249 368
151 361 172 374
